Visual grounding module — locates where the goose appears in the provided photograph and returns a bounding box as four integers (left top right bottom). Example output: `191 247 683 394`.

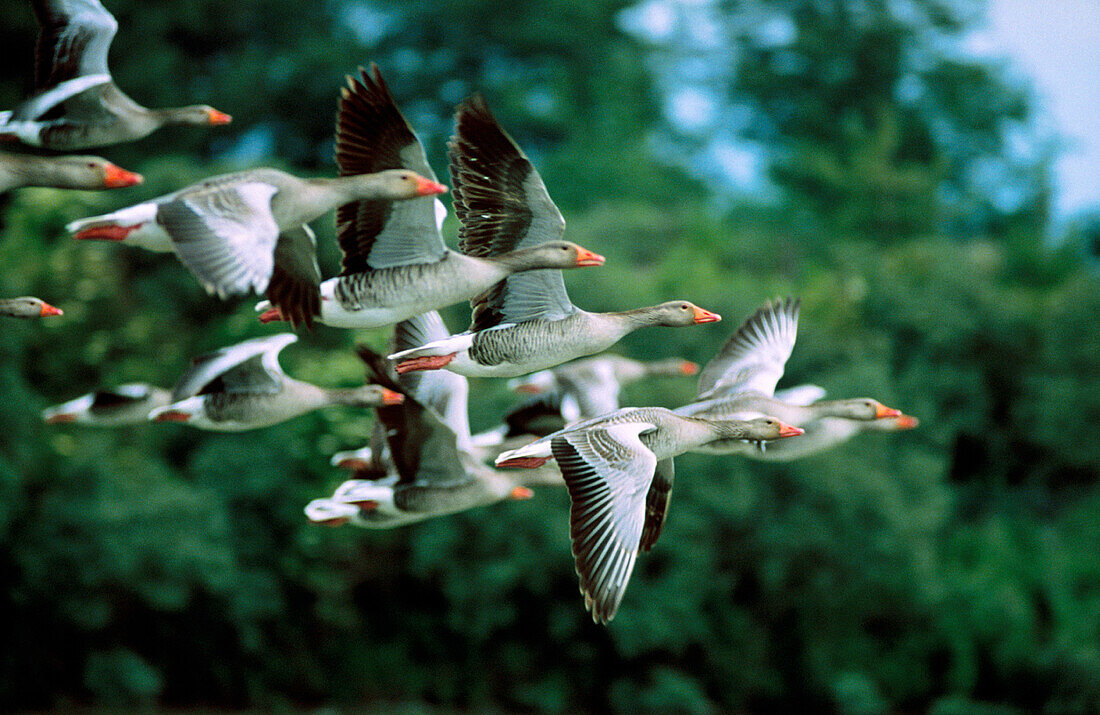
0 0 231 150
310 312 561 529
0 296 62 318
508 354 700 420
148 333 403 431
42 383 170 425
66 165 446 305
0 152 141 192
495 406 803 623
252 65 604 329
674 297 915 456
389 95 720 378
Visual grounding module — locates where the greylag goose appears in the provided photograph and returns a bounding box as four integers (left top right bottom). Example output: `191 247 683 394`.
389 96 720 378
496 406 803 623
66 165 445 304
0 0 231 150
309 315 559 529
508 354 700 420
42 383 170 425
253 66 604 329
674 297 915 456
0 296 62 318
148 333 403 431
0 152 141 192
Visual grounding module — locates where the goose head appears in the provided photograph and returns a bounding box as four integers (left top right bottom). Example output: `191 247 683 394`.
166 105 232 126
714 416 804 441
344 385 405 408
508 241 606 270
823 398 903 421
370 168 448 199
1 297 62 318
645 301 722 327
50 156 143 189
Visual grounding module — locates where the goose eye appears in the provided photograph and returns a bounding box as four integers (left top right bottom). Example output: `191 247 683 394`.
87 162 96 168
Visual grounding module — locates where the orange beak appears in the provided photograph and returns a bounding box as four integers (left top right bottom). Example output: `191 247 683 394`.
514 383 544 394
381 388 405 406
318 516 350 527
44 412 77 424
574 246 606 267
895 414 920 430
875 403 903 419
692 306 722 324
415 177 448 196
206 109 232 125
153 410 192 423
776 421 804 438
39 302 63 317
510 486 535 500
351 500 379 511
680 360 699 376
102 163 143 188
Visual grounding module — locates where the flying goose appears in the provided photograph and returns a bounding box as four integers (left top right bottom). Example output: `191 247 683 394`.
389 95 720 378
0 0 231 150
310 312 562 528
66 165 445 307
0 152 141 192
496 406 803 623
0 296 62 318
148 333 402 431
42 383 170 425
674 297 916 456
253 65 604 329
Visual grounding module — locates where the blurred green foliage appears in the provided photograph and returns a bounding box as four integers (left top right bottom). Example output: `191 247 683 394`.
0 0 1097 710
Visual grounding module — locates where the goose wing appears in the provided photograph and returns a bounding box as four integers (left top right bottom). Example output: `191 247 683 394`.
335 64 446 273
551 421 658 624
696 297 800 399
393 312 472 448
449 95 574 332
32 0 116 88
171 334 295 402
158 181 281 298
356 344 468 487
265 225 322 329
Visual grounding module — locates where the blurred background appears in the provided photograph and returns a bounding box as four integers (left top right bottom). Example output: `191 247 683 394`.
1 0 1098 710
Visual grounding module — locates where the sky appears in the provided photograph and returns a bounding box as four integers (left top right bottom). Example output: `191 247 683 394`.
620 0 1100 222
981 0 1100 218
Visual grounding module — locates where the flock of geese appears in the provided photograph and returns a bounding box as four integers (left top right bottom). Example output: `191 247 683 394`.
5 0 918 624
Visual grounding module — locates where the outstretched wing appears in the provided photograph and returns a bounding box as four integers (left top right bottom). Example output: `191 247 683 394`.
335 64 446 274
449 95 574 332
171 333 295 401
32 0 116 88
551 421 657 624
696 297 800 399
158 181 281 298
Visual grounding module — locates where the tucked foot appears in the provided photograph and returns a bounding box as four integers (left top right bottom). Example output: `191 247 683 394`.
497 456 551 469
73 223 143 242
258 307 286 323
394 353 456 374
